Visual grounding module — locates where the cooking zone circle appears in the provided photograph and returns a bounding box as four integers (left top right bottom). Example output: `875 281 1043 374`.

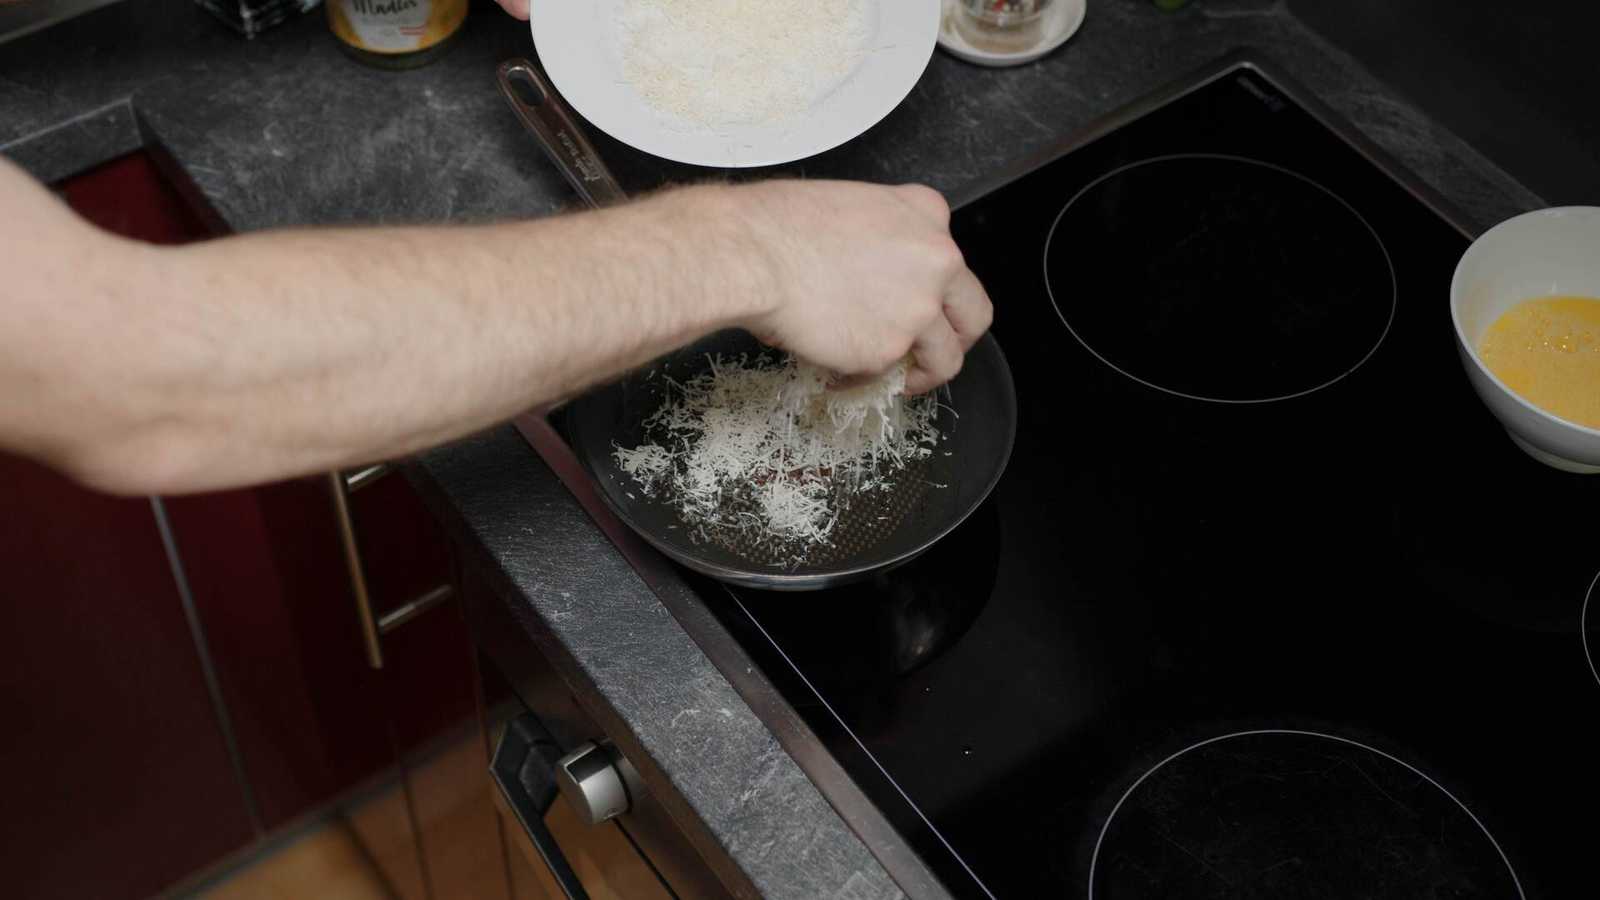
1088 729 1523 899
1044 155 1397 403
1585 569 1600 689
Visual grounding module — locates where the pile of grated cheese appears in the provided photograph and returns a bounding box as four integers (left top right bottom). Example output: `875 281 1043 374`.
613 354 941 560
615 0 875 128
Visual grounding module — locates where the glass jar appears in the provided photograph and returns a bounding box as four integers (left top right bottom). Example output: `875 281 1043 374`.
954 0 1052 54
197 0 321 39
326 0 467 69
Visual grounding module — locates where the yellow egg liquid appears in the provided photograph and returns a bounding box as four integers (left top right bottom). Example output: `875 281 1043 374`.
1477 295 1600 429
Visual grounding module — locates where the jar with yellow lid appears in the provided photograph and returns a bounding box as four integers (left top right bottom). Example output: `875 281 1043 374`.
327 0 467 69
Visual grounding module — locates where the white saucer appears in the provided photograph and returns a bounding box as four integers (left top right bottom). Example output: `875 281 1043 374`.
938 0 1086 67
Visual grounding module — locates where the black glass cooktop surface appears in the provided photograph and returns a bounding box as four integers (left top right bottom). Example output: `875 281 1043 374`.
695 61 1596 899
1044 153 1397 403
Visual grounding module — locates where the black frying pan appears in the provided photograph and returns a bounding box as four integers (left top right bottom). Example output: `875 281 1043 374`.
566 329 1016 590
499 59 1018 590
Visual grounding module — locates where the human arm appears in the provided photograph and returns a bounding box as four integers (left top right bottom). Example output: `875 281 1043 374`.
0 159 988 495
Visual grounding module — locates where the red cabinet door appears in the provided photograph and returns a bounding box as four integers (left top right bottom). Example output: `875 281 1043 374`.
160 478 395 829
0 152 256 898
12 149 483 896
0 452 258 899
160 471 476 832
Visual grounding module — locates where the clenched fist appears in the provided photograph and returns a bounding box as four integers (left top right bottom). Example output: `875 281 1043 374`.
726 181 993 395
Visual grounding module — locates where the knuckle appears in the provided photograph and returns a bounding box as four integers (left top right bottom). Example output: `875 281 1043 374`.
898 183 951 220
864 338 896 373
933 236 965 272
891 338 916 368
976 298 995 331
943 350 964 380
900 289 940 323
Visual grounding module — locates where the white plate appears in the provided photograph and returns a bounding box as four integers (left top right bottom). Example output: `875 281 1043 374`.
530 0 940 169
937 0 1085 68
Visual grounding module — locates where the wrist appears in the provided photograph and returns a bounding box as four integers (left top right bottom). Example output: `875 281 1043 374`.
669 183 785 332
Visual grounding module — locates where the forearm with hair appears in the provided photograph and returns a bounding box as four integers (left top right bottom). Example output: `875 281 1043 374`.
3 178 770 494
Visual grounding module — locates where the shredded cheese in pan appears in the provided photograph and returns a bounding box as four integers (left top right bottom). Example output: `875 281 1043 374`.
613 354 940 559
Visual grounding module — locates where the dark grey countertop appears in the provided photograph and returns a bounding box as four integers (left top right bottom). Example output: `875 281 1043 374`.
0 1 1547 897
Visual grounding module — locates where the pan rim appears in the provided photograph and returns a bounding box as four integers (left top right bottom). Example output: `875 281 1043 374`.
565 332 1017 591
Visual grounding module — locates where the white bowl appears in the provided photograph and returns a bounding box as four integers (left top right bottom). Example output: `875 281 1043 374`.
1450 206 1600 473
530 0 940 168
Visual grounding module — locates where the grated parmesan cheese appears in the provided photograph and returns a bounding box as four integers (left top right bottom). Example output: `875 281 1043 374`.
613 354 940 560
616 0 875 127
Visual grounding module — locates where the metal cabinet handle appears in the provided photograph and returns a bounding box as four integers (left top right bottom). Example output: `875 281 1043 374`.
344 463 393 493
377 583 453 635
491 714 592 900
328 471 453 670
329 471 386 669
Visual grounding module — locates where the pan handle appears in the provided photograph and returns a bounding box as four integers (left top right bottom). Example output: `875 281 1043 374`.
497 58 629 210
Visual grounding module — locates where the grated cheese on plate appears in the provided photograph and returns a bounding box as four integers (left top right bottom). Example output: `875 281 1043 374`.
613 354 941 561
616 0 875 128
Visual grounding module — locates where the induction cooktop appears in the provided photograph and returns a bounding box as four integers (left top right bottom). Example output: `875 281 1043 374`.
690 57 1597 899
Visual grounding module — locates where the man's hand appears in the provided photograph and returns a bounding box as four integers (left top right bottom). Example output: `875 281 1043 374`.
494 0 529 20
731 181 992 395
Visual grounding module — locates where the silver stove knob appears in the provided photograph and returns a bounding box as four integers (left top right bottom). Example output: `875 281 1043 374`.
554 741 637 825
